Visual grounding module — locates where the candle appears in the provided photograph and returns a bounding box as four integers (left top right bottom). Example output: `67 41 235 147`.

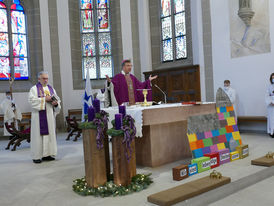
92 98 100 113
88 106 95 122
115 114 123 130
119 105 126 118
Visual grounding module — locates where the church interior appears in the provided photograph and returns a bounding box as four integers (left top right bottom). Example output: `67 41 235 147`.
0 0 274 205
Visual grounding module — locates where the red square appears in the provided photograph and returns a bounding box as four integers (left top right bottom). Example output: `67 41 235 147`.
196 140 204 149
204 152 220 168
225 125 234 133
218 135 227 143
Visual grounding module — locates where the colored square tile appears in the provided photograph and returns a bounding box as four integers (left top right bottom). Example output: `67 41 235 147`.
196 140 204 149
197 132 205 140
226 106 234 112
227 117 236 126
219 120 227 127
212 136 219 145
224 141 230 149
218 135 227 143
190 141 198 151
218 113 225 120
217 143 226 151
239 139 242 145
233 125 239 132
220 107 227 113
225 133 233 142
232 131 241 140
187 133 197 143
216 107 220 113
225 125 234 133
203 138 213 147
210 145 218 153
236 140 241 146
219 127 226 135
223 112 230 118
229 111 235 117
205 131 213 138
212 130 220 137
202 147 211 155
192 149 203 158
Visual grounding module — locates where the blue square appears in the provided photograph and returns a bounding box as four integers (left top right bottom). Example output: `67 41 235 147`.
212 130 220 137
202 147 211 155
192 149 203 158
188 163 198 176
220 107 227 113
225 133 233 142
197 132 205 140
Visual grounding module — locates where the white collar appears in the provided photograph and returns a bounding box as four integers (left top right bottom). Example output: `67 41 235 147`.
121 70 130 76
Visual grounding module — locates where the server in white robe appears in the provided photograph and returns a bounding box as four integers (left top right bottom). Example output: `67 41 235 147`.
28 71 61 163
266 73 274 138
224 80 237 120
0 91 22 136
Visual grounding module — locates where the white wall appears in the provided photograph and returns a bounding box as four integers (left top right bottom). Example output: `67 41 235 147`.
210 0 274 116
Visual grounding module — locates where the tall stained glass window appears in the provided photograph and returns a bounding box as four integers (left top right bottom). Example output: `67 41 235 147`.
160 0 187 62
0 0 29 80
80 0 113 79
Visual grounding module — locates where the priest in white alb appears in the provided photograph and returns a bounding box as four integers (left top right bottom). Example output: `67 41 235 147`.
28 71 61 164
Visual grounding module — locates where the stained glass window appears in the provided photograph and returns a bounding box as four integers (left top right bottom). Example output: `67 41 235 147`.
0 0 29 80
80 0 113 79
160 0 187 62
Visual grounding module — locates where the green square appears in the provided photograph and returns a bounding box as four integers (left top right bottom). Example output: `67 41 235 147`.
191 157 211 173
219 128 226 135
236 140 240 145
223 112 230 118
224 142 230 148
203 138 213 147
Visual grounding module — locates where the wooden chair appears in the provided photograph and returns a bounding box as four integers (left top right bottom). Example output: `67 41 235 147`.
65 116 82 141
5 122 30 151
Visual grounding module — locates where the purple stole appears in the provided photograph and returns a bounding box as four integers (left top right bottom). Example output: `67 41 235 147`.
36 83 55 135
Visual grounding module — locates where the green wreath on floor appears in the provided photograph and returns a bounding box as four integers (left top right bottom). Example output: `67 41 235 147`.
72 173 153 197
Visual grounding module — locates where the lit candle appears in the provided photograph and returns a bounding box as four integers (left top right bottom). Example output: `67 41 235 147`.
88 106 95 122
92 98 100 113
115 114 123 130
119 105 126 118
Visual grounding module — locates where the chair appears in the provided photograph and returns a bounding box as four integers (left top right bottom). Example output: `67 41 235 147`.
65 116 82 141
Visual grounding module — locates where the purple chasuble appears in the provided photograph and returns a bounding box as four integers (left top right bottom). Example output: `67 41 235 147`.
36 83 55 135
111 73 152 105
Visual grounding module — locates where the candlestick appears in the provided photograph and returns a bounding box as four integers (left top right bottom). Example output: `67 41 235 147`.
115 114 123 130
119 105 126 118
88 106 95 122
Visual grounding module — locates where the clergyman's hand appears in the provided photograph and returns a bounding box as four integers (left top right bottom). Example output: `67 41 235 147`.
149 75 158 81
106 75 111 83
45 96 52 102
52 101 58 106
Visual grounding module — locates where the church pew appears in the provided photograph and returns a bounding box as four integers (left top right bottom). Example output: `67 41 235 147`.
66 109 82 141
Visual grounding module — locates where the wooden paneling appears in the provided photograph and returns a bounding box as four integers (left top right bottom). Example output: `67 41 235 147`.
144 65 201 103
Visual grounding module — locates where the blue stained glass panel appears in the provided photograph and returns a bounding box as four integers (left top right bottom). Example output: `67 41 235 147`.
82 33 95 56
81 10 94 33
176 36 187 59
161 17 172 40
83 57 97 79
175 12 185 36
174 0 185 13
97 9 109 32
99 56 112 78
97 0 108 9
161 0 171 17
11 10 25 34
81 0 92 9
11 4 23 11
0 57 10 80
99 33 111 55
162 39 173 61
14 57 28 80
0 9 7 32
0 33 9 56
12 34 27 57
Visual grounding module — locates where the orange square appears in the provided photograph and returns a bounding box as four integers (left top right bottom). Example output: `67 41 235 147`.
196 140 204 149
190 141 198 150
225 125 234 133
226 106 234 112
239 139 242 145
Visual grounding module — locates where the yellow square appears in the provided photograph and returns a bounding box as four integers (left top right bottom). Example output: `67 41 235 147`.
230 151 240 161
216 107 220 113
227 117 236 126
187 133 197 143
232 131 241 140
217 143 225 150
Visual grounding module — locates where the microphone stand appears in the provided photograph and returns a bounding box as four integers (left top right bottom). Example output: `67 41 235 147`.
154 84 167 104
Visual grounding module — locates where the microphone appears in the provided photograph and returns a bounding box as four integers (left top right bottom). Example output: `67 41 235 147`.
154 84 167 104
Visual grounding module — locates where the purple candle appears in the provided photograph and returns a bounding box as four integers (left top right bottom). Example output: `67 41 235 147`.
115 113 123 130
92 98 100 113
119 105 126 118
88 106 95 122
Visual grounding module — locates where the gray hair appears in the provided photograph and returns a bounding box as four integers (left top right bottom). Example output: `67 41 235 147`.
37 71 49 78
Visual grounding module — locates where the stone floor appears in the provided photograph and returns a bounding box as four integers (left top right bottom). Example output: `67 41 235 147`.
0 132 274 206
